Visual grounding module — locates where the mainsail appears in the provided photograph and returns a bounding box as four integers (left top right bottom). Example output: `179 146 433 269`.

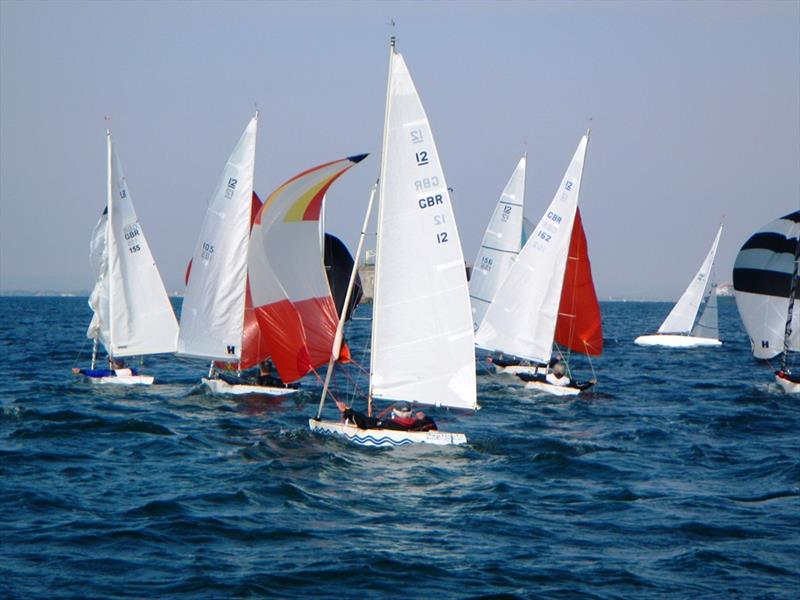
657 224 722 335
370 44 477 410
470 155 527 333
475 135 589 364
87 131 178 358
177 114 258 361
554 208 603 355
733 210 800 359
248 156 367 383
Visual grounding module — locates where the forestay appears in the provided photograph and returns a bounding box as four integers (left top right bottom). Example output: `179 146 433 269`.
733 210 800 359
658 225 722 334
370 47 476 410
470 155 527 334
178 114 257 361
87 132 178 357
475 135 589 365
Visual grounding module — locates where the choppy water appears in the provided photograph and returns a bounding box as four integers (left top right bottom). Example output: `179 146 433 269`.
1 296 798 599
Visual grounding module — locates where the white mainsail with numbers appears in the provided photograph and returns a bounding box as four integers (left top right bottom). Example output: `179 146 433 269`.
369 43 477 410
470 155 527 334
475 135 589 364
87 131 178 358
177 114 257 361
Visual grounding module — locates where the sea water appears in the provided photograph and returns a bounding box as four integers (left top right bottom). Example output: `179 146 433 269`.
1 297 798 598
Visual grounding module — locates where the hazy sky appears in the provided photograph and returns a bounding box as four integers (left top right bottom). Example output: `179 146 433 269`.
1 0 798 299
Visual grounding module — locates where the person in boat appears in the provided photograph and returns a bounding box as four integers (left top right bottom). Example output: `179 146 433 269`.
334 400 437 431
775 370 800 384
256 360 285 387
72 357 138 378
216 359 296 388
517 360 596 391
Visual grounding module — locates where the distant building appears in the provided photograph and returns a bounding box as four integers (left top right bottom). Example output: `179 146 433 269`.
358 261 471 302
717 282 734 297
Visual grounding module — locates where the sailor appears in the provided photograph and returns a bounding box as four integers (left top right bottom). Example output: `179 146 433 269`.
545 361 571 387
334 400 437 431
256 360 283 387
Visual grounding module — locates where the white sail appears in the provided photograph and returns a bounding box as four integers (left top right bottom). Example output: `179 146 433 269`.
733 211 800 359
177 114 258 361
87 132 178 357
87 208 110 347
658 225 722 334
475 135 589 364
470 155 526 333
690 283 719 339
370 47 477 410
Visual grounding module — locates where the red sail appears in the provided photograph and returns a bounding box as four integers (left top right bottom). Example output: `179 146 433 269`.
249 156 366 383
554 209 603 355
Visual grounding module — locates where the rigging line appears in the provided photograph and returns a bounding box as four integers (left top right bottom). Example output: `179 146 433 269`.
72 336 90 369
554 341 574 381
584 339 597 383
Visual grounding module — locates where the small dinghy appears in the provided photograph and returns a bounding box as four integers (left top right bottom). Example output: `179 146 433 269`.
201 376 297 396
733 210 800 393
309 419 467 447
310 38 477 446
634 224 723 348
74 129 178 385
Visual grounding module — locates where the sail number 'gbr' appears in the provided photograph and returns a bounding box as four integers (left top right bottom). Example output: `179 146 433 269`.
124 223 141 254
419 195 449 244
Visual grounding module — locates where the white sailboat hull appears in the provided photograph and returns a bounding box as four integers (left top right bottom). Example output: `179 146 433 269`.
775 373 800 394
202 378 299 396
309 419 467 447
87 372 154 386
522 380 583 396
634 334 722 348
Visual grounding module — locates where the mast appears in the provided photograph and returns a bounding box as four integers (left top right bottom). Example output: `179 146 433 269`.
368 36 396 414
316 182 377 419
781 237 800 372
106 129 114 363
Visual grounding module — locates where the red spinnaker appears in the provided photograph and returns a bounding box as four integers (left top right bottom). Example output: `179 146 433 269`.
554 209 603 355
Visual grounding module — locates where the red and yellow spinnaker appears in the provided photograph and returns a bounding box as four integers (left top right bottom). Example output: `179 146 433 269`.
247 154 367 382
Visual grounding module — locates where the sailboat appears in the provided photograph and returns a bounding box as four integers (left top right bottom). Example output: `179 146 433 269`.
634 224 723 348
474 133 603 396
178 113 366 394
733 210 800 393
470 155 527 333
76 130 179 384
177 113 276 393
309 38 477 446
